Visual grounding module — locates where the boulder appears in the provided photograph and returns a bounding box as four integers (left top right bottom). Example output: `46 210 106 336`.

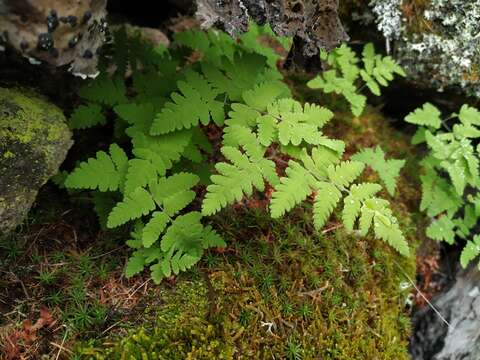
0 0 107 77
0 87 72 234
349 0 480 97
410 266 480 360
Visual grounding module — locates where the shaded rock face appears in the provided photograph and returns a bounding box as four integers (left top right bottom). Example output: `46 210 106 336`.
0 87 72 234
0 0 107 77
410 266 480 360
195 0 349 55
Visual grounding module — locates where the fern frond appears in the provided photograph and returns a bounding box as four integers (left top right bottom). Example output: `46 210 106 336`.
107 187 156 228
114 103 155 131
69 104 106 130
351 146 405 196
125 250 146 278
313 182 342 229
327 161 365 189
127 128 192 176
242 80 291 111
458 104 480 126
79 73 127 106
142 211 170 248
124 159 158 195
151 70 224 135
150 172 199 216
202 147 276 215
270 161 317 218
342 183 382 231
65 144 127 192
426 215 456 244
405 103 441 129
460 235 480 268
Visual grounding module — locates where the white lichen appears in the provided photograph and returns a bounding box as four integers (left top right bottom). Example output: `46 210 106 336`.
370 0 480 97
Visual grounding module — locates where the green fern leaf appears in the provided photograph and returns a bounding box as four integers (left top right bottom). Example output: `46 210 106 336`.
114 103 155 131
202 226 226 248
327 161 364 188
150 173 199 216
127 128 192 176
124 159 158 195
426 215 456 244
460 235 480 268
161 212 204 253
351 147 405 196
242 80 291 111
107 187 156 228
270 161 317 218
151 70 224 135
405 103 441 129
125 251 146 278
79 73 127 106
65 144 127 192
142 211 170 248
202 147 276 215
69 104 106 130
342 183 382 231
313 182 342 229
457 104 480 126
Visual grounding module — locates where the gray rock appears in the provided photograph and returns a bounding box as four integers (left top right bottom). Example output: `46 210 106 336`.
0 87 72 234
410 266 480 360
0 0 107 77
195 0 349 55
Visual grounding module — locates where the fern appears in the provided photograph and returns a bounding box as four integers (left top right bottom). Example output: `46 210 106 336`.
65 27 410 284
460 235 480 269
150 70 225 135
65 144 128 192
69 104 106 130
308 43 405 117
351 146 405 196
407 103 480 268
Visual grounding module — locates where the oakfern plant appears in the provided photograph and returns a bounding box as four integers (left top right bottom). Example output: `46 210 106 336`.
405 103 480 269
307 43 406 116
64 25 409 283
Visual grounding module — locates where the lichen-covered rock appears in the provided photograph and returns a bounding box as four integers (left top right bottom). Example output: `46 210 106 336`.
0 0 107 77
0 87 72 234
367 0 480 97
195 0 349 55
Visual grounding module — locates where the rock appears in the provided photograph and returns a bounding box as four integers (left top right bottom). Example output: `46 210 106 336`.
194 0 349 55
0 87 72 234
0 0 107 77
410 266 480 360
363 0 480 97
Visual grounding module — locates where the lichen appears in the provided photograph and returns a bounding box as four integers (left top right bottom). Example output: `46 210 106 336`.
368 0 480 96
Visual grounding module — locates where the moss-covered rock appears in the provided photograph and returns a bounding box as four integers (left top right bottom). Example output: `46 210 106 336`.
0 87 72 233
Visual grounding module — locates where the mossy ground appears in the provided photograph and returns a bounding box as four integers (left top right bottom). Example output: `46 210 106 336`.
0 56 426 360
70 105 422 359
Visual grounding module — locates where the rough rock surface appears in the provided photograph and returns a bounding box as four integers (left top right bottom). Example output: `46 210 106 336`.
195 0 349 55
0 0 107 77
364 0 480 97
410 266 480 360
0 87 72 234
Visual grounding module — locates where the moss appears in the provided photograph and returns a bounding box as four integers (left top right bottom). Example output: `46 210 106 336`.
75 280 234 359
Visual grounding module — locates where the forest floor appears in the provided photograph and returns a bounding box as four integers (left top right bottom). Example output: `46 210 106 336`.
0 102 447 359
